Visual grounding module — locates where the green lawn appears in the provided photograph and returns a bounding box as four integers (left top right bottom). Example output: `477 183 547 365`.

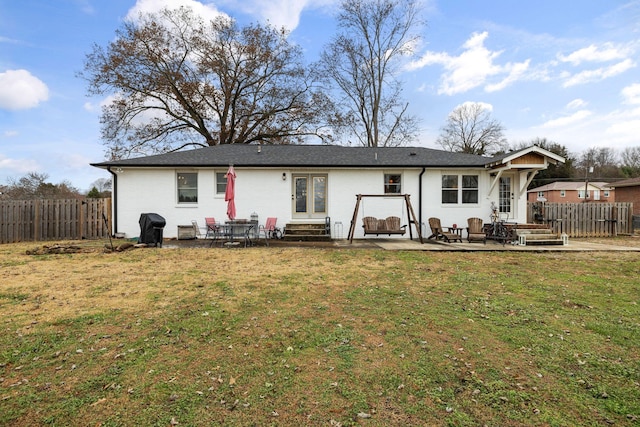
0 241 638 426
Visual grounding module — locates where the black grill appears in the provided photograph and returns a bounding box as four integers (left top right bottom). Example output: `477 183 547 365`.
138 213 166 247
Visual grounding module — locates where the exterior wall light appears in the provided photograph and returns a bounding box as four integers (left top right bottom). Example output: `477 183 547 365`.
282 172 287 181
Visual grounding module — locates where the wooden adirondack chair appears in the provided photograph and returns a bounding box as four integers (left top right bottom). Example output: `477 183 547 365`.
467 217 486 244
427 217 462 243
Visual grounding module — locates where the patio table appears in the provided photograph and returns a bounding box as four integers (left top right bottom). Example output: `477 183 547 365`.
446 226 464 238
210 221 256 247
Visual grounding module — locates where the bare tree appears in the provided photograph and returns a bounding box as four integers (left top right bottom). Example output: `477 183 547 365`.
80 7 332 159
579 147 623 180
90 178 112 193
3 172 82 200
437 102 507 155
620 146 640 177
320 0 421 147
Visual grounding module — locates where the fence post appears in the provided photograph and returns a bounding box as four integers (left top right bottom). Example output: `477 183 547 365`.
34 199 40 241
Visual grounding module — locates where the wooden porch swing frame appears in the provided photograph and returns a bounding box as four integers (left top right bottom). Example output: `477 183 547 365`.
347 194 423 244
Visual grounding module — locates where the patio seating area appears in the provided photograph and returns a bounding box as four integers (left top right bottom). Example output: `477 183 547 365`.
162 214 640 252
186 217 281 247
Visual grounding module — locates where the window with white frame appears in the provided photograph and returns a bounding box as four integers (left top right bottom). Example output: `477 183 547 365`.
177 172 198 203
384 173 402 194
442 174 478 204
578 189 589 199
560 190 566 197
604 190 610 197
215 172 228 195
537 191 545 198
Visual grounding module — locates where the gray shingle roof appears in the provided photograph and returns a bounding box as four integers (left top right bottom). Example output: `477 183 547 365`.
91 144 491 169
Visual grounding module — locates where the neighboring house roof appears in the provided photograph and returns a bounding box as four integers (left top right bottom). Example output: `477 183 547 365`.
528 181 612 193
91 144 565 170
607 177 640 188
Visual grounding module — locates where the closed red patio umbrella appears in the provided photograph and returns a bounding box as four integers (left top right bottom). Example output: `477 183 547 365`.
225 165 236 220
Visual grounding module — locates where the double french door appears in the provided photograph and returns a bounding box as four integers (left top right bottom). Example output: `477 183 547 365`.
293 174 327 219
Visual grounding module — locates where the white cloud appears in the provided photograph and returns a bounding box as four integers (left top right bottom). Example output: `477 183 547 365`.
557 43 631 65
0 69 49 111
599 106 640 148
83 94 122 114
527 99 640 154
541 110 593 128
126 0 224 23
562 59 636 87
622 83 640 105
0 154 40 174
0 36 22 44
605 104 640 128
455 100 494 112
607 118 640 136
61 152 93 169
227 0 335 30
485 59 530 93
125 0 335 37
567 98 587 109
407 32 530 95
73 0 95 14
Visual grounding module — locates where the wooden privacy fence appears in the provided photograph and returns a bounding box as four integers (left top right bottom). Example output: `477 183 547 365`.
527 202 633 237
0 198 112 244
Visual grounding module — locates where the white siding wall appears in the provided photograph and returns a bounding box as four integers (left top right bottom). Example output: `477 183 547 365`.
115 167 293 238
113 166 520 240
419 169 496 236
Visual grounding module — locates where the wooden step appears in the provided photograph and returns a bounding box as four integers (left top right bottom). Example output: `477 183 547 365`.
514 223 551 230
282 234 332 242
283 222 332 242
285 226 327 236
516 230 568 246
523 234 559 240
515 228 554 235
523 239 565 246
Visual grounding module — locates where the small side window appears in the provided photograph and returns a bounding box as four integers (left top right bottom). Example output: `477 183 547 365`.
177 172 198 203
384 174 402 194
216 172 228 195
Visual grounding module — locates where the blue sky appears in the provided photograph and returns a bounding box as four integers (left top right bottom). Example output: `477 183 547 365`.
1 0 639 191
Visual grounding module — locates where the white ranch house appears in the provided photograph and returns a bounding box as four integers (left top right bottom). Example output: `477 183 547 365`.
91 144 564 240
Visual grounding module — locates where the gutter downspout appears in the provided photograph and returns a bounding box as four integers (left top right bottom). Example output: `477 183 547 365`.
107 167 118 235
418 167 426 232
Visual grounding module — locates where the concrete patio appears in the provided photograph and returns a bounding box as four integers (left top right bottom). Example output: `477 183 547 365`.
347 237 640 252
166 235 640 252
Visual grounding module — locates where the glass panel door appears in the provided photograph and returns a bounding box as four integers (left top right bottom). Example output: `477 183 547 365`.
499 176 512 219
294 176 308 213
312 176 327 214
